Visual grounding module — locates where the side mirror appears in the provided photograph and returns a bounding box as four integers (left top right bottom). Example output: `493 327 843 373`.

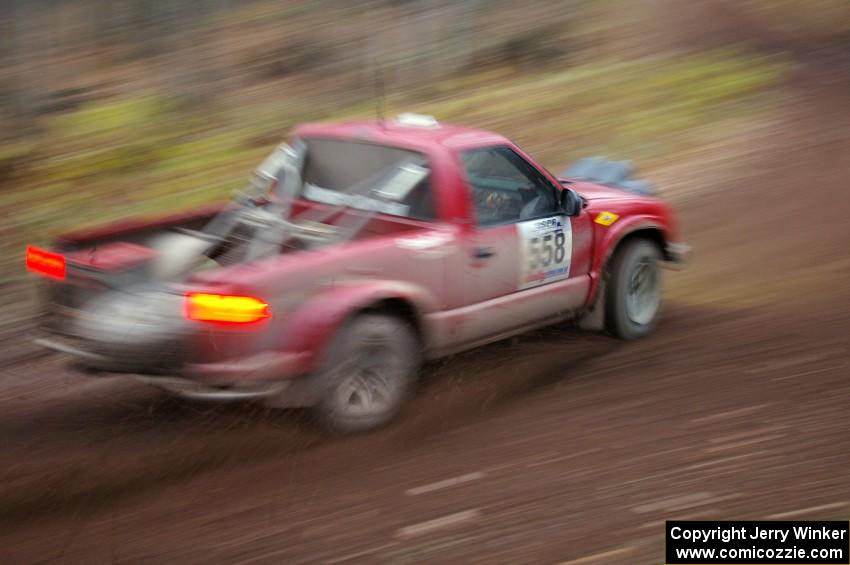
559 188 583 217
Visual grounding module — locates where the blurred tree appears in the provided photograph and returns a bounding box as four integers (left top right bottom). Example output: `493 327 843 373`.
11 0 843 145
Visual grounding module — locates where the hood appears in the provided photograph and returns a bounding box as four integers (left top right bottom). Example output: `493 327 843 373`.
560 179 644 201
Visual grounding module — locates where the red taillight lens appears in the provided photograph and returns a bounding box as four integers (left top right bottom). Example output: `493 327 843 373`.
25 245 66 280
185 292 271 325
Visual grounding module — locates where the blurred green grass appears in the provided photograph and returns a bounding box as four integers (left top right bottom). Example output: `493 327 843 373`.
0 49 786 281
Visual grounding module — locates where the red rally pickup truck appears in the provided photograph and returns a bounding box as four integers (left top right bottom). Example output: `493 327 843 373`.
26 114 689 433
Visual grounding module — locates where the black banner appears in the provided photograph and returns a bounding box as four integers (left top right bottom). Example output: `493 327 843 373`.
666 521 850 564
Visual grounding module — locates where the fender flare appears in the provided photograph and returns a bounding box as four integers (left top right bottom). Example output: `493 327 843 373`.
588 216 668 303
279 280 439 373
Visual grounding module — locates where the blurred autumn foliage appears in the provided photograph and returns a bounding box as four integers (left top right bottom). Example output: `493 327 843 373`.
1 0 847 279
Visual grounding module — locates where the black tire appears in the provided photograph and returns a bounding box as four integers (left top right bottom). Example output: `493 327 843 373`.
314 313 420 434
604 238 663 340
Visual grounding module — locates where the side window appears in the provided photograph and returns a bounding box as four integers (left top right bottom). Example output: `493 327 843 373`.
461 146 558 226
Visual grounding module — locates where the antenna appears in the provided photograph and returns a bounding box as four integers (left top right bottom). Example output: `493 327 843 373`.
374 60 386 129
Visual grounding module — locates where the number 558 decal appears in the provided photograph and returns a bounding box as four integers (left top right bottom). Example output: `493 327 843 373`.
518 216 572 289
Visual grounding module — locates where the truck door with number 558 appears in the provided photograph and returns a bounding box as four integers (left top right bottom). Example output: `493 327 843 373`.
456 144 593 345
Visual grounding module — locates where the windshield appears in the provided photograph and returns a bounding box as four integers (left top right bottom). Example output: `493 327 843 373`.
295 138 435 220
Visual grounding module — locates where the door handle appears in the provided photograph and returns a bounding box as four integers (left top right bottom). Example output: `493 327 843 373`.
474 246 496 259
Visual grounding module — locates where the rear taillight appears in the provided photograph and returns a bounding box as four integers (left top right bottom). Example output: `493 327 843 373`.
184 292 271 325
25 245 66 280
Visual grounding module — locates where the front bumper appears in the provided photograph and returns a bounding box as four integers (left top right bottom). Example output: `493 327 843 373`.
664 242 692 269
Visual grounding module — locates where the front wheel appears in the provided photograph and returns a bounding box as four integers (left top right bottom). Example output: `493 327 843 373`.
605 239 663 340
314 313 420 434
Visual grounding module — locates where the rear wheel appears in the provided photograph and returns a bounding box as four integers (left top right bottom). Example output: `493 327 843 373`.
315 313 420 434
605 239 662 340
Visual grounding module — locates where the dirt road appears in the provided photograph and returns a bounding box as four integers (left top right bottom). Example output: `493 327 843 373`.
1 75 849 564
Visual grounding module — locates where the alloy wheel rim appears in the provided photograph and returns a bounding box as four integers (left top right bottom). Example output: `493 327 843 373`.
625 257 660 326
335 338 398 417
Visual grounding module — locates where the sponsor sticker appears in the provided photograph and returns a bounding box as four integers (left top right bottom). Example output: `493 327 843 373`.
594 211 619 226
517 216 571 290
